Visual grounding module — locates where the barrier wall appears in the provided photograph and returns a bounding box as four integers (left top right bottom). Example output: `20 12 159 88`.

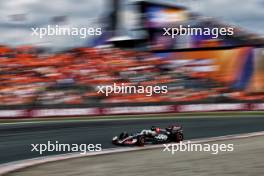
1 103 264 119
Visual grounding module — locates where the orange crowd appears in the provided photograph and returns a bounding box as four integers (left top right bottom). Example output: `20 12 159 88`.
0 45 263 106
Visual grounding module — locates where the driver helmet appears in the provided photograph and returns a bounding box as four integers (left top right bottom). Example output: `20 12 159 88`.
155 128 160 133
151 126 160 133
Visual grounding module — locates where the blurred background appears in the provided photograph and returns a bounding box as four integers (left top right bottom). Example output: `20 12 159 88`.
0 0 264 108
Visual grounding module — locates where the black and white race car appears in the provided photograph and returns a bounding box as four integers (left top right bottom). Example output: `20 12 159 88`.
112 125 184 146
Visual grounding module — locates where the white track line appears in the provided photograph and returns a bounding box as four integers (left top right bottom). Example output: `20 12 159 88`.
1 131 264 175
1 113 264 126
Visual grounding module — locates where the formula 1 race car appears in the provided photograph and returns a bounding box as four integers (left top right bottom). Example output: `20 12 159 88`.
112 125 183 146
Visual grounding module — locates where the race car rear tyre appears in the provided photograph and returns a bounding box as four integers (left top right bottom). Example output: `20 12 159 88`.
136 136 145 146
175 133 184 142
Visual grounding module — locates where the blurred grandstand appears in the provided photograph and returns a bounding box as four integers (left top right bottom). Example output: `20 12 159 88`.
0 0 264 108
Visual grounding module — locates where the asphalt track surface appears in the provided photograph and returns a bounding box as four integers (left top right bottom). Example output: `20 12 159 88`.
9 136 264 176
1 115 264 164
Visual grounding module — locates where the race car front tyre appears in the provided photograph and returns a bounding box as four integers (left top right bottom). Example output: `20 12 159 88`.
119 132 129 140
136 136 145 146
